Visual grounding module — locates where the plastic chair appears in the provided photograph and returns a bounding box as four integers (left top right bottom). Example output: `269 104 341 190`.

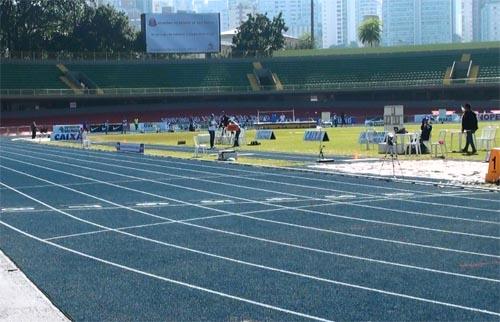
404 133 421 156
431 130 447 158
476 126 497 151
193 134 209 157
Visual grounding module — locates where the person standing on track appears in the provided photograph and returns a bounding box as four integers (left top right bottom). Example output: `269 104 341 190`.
227 119 241 147
461 103 478 155
30 121 37 139
208 113 217 149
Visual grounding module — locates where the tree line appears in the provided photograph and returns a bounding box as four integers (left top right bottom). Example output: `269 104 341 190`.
0 0 143 54
0 1 380 57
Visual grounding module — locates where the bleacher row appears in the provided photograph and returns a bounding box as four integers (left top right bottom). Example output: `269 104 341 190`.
1 49 498 91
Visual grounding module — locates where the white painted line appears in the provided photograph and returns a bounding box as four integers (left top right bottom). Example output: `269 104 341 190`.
383 193 414 197
2 156 500 245
266 197 298 202
135 202 170 207
1 186 500 318
200 200 233 205
68 204 102 209
1 207 35 212
325 195 356 200
3 164 500 284
0 220 333 322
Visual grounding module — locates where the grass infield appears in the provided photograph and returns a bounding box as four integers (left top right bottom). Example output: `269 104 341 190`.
86 121 500 162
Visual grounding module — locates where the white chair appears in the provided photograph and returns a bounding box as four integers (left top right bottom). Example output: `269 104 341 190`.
238 128 246 146
193 134 209 157
476 126 498 151
404 133 421 156
431 130 447 158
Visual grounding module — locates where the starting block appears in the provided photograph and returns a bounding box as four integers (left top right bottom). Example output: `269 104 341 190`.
218 149 237 161
485 148 500 184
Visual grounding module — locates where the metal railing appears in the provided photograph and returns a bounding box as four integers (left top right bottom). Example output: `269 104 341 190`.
1 77 498 98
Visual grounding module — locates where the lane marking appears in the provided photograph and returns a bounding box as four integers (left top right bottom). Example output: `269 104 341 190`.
266 197 298 202
1 207 35 212
4 152 497 241
2 159 500 258
68 204 102 209
383 193 414 197
135 202 170 207
4 145 499 226
2 162 500 263
0 220 333 322
12 141 500 201
2 217 499 318
200 200 233 205
2 164 500 286
325 195 357 200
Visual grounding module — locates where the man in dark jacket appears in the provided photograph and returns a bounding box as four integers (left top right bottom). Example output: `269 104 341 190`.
461 103 478 154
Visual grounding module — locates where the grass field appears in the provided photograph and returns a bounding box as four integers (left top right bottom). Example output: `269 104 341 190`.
86 121 500 163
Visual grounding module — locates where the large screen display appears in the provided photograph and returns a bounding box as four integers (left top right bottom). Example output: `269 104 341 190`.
145 13 220 54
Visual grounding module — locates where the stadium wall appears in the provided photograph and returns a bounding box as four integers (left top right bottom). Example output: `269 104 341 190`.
1 85 499 127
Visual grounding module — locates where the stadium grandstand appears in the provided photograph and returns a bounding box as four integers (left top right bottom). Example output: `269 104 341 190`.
1 42 499 127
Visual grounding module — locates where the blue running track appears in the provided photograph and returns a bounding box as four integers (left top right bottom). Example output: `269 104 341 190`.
0 138 499 321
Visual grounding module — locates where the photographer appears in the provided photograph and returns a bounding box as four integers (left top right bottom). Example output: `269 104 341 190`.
420 118 432 154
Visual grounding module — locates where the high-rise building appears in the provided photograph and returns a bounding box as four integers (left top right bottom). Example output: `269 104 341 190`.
382 0 415 46
228 0 257 30
349 0 381 45
382 0 454 46
461 0 473 42
481 0 500 41
322 0 348 48
257 0 312 38
195 0 230 31
462 0 494 42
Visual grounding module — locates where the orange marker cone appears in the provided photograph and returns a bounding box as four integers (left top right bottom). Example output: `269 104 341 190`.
485 148 500 184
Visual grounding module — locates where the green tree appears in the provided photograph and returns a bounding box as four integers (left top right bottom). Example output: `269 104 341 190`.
358 17 382 47
232 12 288 57
0 1 137 54
295 32 314 50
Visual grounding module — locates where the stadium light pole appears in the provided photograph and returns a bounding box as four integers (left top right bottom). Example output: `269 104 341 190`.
310 0 314 48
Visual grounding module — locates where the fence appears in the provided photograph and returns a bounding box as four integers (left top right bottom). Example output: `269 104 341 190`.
1 77 498 98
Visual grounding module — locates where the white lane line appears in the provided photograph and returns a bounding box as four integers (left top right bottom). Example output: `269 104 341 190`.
2 164 500 284
135 202 170 207
0 220 333 322
13 144 500 216
383 193 415 197
2 162 500 262
68 204 102 209
1 187 499 317
5 153 497 241
33 143 499 202
5 146 499 225
1 207 35 212
325 195 357 200
0 161 500 278
266 197 298 202
200 200 233 205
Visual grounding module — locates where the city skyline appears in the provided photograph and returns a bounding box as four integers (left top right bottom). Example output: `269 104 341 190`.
99 0 500 48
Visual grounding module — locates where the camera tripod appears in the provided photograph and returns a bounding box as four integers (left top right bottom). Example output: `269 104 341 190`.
380 141 403 178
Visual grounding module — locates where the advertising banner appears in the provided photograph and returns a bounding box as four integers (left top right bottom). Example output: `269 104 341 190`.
51 124 82 141
145 13 220 53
